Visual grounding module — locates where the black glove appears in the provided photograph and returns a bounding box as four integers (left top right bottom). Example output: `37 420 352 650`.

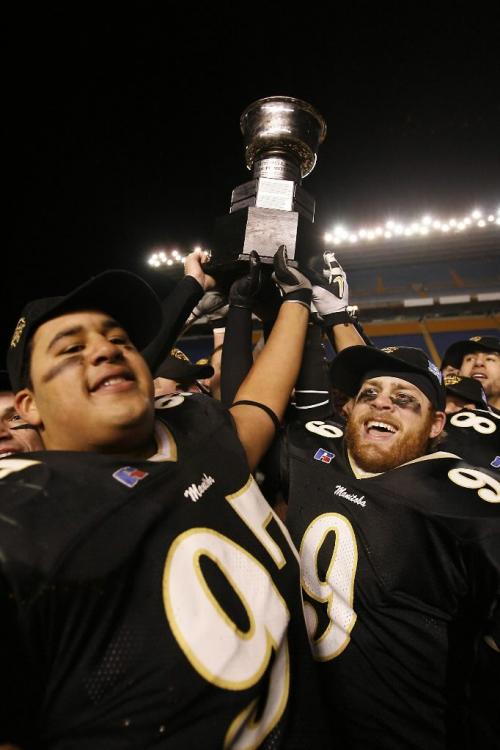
229 251 262 309
272 245 312 309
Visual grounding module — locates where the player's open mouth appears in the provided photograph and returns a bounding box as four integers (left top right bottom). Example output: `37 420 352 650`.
0 443 20 456
90 370 136 394
364 420 398 439
470 372 486 380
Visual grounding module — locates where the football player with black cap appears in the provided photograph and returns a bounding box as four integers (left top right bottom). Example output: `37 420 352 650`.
153 347 214 398
282 344 500 749
440 373 500 471
444 373 489 413
0 251 329 748
443 336 500 411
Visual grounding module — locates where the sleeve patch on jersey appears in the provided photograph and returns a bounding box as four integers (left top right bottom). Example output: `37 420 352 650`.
491 456 500 469
314 448 335 464
112 466 149 488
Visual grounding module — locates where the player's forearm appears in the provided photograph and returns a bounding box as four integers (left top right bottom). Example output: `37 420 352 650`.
330 321 365 352
234 301 308 414
230 301 309 470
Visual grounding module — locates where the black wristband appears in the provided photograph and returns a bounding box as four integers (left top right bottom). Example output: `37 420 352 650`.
231 400 281 434
323 308 353 327
229 299 253 310
283 288 312 306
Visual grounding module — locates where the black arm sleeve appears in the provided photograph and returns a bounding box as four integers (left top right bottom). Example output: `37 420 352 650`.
142 276 204 373
220 305 254 408
291 321 333 421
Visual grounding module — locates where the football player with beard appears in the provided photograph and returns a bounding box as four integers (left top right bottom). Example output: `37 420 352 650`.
282 344 500 749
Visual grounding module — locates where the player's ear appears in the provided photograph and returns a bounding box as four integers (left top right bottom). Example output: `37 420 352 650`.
15 388 43 428
429 410 446 439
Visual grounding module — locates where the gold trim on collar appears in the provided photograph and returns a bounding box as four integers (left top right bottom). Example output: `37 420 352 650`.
148 419 178 462
347 449 460 479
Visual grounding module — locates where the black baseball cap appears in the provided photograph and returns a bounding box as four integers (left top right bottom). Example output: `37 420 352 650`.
443 374 488 409
330 345 446 411
0 370 12 392
155 348 214 382
7 270 163 392
442 336 500 369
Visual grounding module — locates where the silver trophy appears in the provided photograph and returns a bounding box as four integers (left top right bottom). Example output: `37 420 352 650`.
210 96 326 269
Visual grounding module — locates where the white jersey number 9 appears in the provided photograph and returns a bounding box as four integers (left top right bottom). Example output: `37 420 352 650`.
300 512 358 661
163 509 290 748
448 466 500 503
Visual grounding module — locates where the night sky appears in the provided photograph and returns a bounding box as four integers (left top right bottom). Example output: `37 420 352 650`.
5 4 500 358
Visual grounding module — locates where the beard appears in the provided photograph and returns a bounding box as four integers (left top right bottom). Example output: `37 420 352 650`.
345 409 435 473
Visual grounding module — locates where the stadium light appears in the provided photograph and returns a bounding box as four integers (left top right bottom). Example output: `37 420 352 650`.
146 245 210 270
324 205 500 247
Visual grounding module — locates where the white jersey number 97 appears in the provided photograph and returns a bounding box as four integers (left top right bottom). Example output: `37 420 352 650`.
163 478 292 749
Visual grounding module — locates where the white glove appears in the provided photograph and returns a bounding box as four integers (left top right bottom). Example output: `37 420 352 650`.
312 251 349 321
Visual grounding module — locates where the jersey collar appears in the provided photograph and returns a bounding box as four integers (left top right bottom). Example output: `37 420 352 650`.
348 449 460 480
148 419 178 462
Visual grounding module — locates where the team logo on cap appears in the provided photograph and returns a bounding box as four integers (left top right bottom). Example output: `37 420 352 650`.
314 448 335 463
10 317 27 348
170 347 190 362
113 466 149 488
470 336 482 342
428 361 442 383
381 346 399 354
444 374 462 386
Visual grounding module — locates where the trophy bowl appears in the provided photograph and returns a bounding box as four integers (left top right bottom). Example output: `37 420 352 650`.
240 96 327 180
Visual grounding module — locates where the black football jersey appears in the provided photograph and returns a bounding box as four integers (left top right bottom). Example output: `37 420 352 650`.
441 407 500 471
283 417 500 750
0 394 327 749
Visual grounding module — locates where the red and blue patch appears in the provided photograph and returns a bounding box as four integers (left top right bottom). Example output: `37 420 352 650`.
314 448 335 464
113 466 149 488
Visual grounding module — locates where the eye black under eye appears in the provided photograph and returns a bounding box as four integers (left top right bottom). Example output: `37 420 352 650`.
358 388 378 401
391 393 418 407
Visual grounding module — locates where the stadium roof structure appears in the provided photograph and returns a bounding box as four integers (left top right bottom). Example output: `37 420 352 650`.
327 220 499 320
